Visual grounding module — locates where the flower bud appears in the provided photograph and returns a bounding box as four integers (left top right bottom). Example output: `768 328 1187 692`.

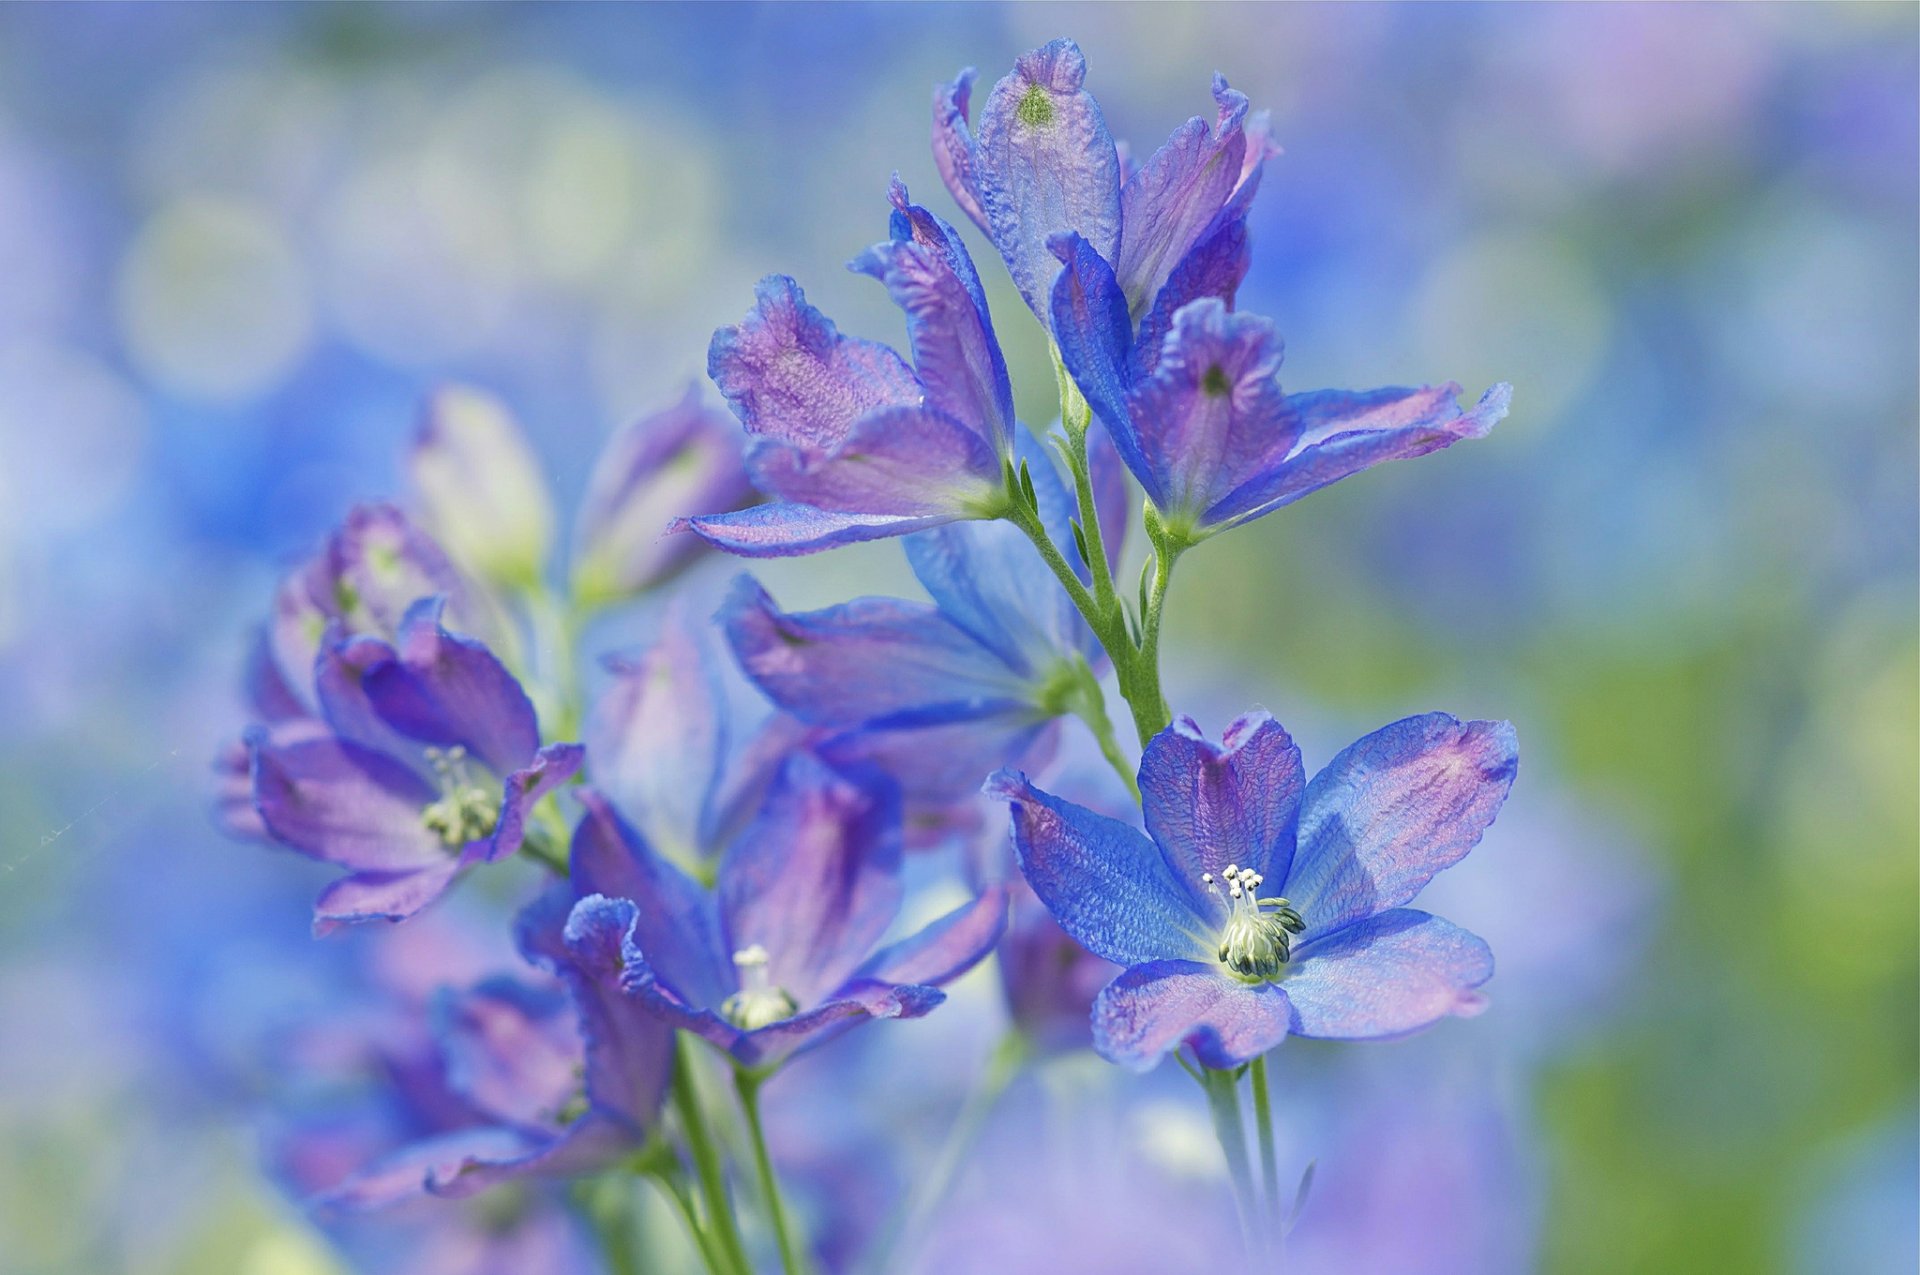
410 385 555 592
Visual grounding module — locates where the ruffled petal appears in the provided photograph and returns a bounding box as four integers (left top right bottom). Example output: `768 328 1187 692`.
1115 76 1251 318
1138 712 1305 916
558 895 678 1128
931 67 988 232
984 769 1206 967
312 855 469 935
1282 910 1492 1039
1285 714 1519 939
734 980 946 1069
1133 213 1251 380
973 39 1123 321
1091 958 1290 1072
487 742 583 863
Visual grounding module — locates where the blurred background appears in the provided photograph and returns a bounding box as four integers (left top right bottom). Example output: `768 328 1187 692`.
0 3 1913 1273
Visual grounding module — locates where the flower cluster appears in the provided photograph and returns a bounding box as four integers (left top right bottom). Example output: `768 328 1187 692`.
223 38 1516 1273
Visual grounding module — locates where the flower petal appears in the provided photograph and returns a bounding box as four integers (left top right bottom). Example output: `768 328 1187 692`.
249 733 444 870
820 715 1056 811
312 857 468 935
434 977 582 1130
744 403 999 517
708 274 920 458
422 1113 641 1201
569 789 731 1008
985 769 1205 967
312 1127 539 1212
1204 382 1513 529
850 177 1014 455
1283 910 1492 1039
1127 298 1293 524
1285 714 1519 938
722 576 1031 730
1115 76 1251 319
584 610 727 863
411 386 555 591
1139 712 1305 915
675 502 957 557
1092 959 1290 1072
558 894 678 1128
1049 232 1151 488
360 598 542 777
856 883 1009 986
974 39 1123 321
718 753 903 1008
487 742 583 863
1133 212 1251 380
931 67 988 232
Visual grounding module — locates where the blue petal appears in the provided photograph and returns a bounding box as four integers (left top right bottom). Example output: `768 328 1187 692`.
985 768 1206 967
360 598 542 777
558 894 679 1128
730 981 946 1070
721 576 1032 729
718 753 904 1008
973 39 1123 321
1203 383 1513 529
1091 959 1291 1072
856 884 1010 987
850 177 1014 457
312 1127 540 1212
931 67 988 232
422 1113 644 1200
819 716 1056 811
1138 712 1305 916
1285 714 1519 939
676 502 957 558
311 854 472 936
487 742 583 863
248 732 444 871
1134 213 1251 380
1115 77 1251 319
432 977 582 1131
1283 909 1492 1039
1049 233 1152 492
744 402 1000 516
569 789 731 1008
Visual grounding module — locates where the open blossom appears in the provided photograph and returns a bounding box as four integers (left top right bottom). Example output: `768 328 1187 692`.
679 180 1016 557
987 710 1516 1071
560 752 1007 1071
247 598 582 932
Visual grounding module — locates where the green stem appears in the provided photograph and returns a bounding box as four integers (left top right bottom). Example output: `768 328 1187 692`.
649 1161 740 1275
1123 522 1183 745
673 1035 753 1275
735 1068 805 1275
583 1174 643 1275
526 584 583 741
1200 1065 1261 1260
862 1031 1029 1274
1250 1054 1281 1224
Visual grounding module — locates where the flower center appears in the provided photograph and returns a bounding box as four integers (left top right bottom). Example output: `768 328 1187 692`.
420 745 498 846
1203 864 1306 984
721 943 798 1031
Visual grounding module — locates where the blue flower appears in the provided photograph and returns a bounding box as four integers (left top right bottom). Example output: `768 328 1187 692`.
986 711 1516 1071
559 753 1007 1072
681 179 1016 557
720 440 1105 832
247 598 582 933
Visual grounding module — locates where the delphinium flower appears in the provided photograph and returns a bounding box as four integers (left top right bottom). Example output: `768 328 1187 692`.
246 597 581 931
679 179 1019 556
987 710 1516 1070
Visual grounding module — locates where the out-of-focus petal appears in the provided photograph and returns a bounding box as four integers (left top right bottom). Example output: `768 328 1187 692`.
361 598 541 777
856 884 1009 987
1091 958 1291 1071
311 855 469 936
1286 714 1519 939
676 502 958 558
411 386 555 591
434 978 581 1130
1282 910 1493 1039
487 742 583 863
249 733 444 871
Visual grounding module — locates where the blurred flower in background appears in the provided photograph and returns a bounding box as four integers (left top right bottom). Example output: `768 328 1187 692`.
0 4 1912 1273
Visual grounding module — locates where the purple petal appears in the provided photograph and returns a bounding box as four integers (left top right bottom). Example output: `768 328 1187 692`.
558 895 677 1129
718 753 903 1008
570 790 731 1008
1115 77 1251 318
312 856 468 936
985 769 1204 967
722 576 1031 730
487 742 583 863
1049 232 1150 486
1127 298 1292 523
857 884 1009 986
1285 714 1519 939
931 68 988 232
1139 712 1305 916
244 626 310 723
361 598 541 777
434 978 582 1129
677 501 957 558
1134 212 1251 380
850 178 1014 456
973 39 1123 321
745 403 1000 517
313 629 423 762
818 716 1057 811
1283 910 1492 1039
999 885 1122 1053
410 385 555 589
325 503 476 640
1204 382 1513 529
571 385 757 605
423 1113 640 1201
585 611 726 861
733 980 946 1069
312 1127 538 1212
249 733 444 870
708 274 919 457
1092 959 1290 1072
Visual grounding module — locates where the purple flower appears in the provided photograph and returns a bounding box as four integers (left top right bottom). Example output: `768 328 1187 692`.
1052 238 1513 539
569 385 756 608
933 40 1274 328
720 441 1103 824
247 598 582 933
560 753 1007 1071
680 180 1015 557
986 711 1516 1071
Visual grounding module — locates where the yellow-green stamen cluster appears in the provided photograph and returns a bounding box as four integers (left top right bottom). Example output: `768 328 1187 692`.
420 745 498 846
1204 863 1306 983
721 944 798 1030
